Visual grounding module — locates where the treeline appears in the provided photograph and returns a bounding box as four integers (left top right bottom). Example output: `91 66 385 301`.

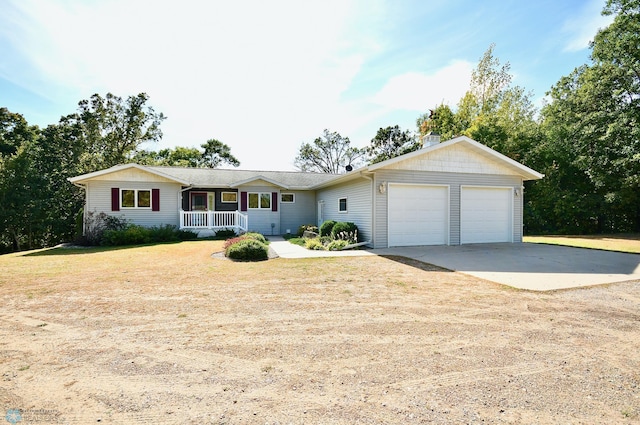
1 0 638 252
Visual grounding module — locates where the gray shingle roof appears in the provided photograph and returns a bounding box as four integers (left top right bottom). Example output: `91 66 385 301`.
146 166 339 189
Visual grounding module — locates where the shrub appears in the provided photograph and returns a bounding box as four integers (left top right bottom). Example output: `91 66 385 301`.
148 224 180 242
81 211 130 246
327 239 349 251
225 239 269 261
102 225 151 246
214 228 237 239
297 224 318 237
177 229 199 240
287 237 306 247
243 232 267 244
305 238 325 250
319 220 336 237
331 222 359 243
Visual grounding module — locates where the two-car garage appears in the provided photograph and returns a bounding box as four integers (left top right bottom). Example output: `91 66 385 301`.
387 184 513 247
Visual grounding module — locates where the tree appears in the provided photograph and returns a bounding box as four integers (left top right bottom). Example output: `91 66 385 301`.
534 0 640 233
75 92 166 170
132 147 205 167
295 129 364 173
366 125 419 164
416 104 459 141
0 109 41 251
200 139 240 168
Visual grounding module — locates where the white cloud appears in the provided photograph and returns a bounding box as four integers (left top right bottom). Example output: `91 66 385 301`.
561 0 614 52
4 0 388 170
371 60 473 111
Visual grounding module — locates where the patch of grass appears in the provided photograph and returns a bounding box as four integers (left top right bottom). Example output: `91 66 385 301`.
524 234 640 253
18 365 30 371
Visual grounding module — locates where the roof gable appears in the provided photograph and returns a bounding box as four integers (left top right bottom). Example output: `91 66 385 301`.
68 163 189 185
368 136 543 180
230 175 289 189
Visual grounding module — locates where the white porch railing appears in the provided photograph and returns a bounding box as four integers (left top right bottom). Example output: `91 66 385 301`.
180 210 248 233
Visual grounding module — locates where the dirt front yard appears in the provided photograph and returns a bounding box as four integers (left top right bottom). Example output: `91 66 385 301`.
0 241 639 424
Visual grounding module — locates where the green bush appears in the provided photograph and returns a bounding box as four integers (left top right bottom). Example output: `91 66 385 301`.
287 237 306 247
331 222 359 243
214 229 237 239
102 225 151 246
327 239 349 251
225 238 269 261
100 223 196 246
305 238 325 250
243 232 267 244
319 220 337 237
297 224 318 237
177 229 199 240
148 224 180 242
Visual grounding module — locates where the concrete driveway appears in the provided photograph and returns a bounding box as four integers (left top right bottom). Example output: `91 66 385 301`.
373 243 640 291
269 238 640 291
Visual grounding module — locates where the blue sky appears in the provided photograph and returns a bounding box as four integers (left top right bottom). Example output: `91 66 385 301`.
1 0 613 171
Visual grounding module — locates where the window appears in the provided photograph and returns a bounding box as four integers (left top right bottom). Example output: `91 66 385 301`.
339 197 347 212
121 189 152 208
221 192 237 203
248 192 271 209
191 193 207 211
281 193 295 203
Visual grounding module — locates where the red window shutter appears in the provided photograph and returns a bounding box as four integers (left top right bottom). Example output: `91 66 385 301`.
152 188 160 211
240 192 247 211
272 192 278 212
111 188 120 211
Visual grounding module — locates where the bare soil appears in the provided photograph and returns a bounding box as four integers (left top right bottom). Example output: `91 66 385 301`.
1 242 639 424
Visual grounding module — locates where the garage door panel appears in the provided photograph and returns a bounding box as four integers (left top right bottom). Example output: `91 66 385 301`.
388 184 448 247
461 187 512 244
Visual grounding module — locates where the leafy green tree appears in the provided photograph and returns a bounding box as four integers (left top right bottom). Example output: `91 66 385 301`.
74 92 166 170
366 125 419 164
132 146 205 167
416 104 459 141
536 0 640 232
201 139 240 168
295 129 363 173
0 109 41 251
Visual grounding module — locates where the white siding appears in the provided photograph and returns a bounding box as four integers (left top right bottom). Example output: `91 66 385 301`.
280 190 316 235
316 177 372 243
239 185 280 236
373 170 523 248
86 180 181 228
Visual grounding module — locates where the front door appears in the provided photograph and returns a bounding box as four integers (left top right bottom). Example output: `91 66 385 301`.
191 193 207 211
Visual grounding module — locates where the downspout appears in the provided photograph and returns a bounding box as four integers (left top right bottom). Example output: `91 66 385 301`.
360 172 374 248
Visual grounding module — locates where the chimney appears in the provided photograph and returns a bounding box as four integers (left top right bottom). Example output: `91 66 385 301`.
422 131 441 148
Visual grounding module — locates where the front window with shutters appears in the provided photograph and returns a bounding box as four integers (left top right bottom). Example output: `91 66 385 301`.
121 189 151 208
248 192 271 209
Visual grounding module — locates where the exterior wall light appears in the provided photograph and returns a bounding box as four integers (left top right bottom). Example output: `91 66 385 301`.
379 182 386 194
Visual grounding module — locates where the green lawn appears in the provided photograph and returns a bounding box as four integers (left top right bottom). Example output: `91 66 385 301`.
524 234 640 254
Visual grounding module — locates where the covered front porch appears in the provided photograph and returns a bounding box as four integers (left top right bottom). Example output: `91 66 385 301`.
179 210 248 234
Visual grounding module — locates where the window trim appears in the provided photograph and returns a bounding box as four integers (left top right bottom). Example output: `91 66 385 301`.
281 193 295 203
339 197 348 213
121 189 152 209
248 192 272 209
221 191 238 203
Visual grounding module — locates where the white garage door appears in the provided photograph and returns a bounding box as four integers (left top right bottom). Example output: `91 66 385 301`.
388 184 448 247
461 186 512 244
